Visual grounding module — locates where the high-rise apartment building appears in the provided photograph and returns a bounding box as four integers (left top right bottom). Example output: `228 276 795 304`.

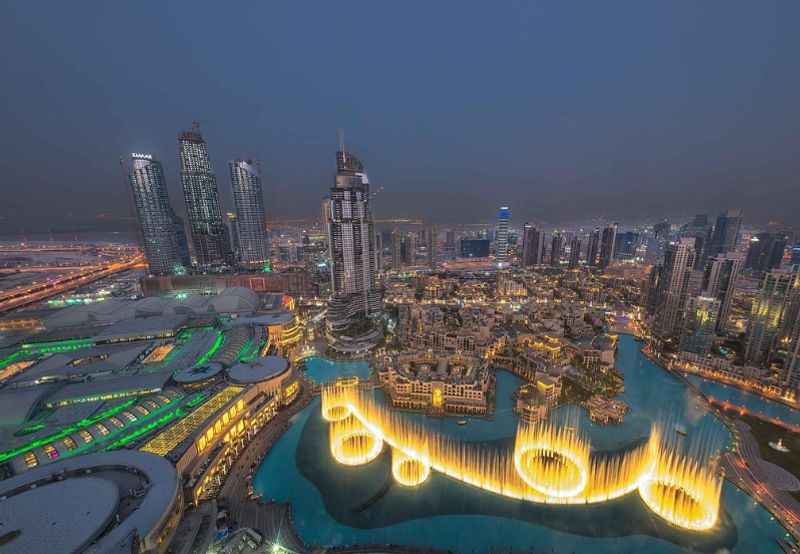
744 233 787 273
178 124 231 268
784 278 800 389
702 254 743 333
550 232 564 267
680 296 721 355
427 226 437 268
708 209 743 258
229 160 269 270
325 147 382 329
521 224 544 267
653 238 697 337
744 270 796 365
568 236 581 268
391 229 403 269
495 206 511 266
587 228 601 267
127 153 181 276
598 224 618 269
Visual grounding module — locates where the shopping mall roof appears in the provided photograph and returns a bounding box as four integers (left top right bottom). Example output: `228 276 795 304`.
227 356 290 384
44 371 171 407
173 362 224 384
0 450 179 554
235 312 294 326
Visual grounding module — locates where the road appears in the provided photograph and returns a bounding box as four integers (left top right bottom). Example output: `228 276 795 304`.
0 255 143 314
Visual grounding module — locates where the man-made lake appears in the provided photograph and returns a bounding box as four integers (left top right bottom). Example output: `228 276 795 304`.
255 336 792 552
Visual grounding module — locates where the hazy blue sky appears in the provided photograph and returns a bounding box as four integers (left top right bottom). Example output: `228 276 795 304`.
1 2 798 233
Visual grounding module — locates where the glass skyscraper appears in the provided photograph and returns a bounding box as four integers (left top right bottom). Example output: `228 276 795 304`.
325 148 382 330
708 209 743 258
127 153 181 276
178 123 231 268
229 159 269 270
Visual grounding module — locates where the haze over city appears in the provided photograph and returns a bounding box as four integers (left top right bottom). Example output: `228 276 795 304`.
3 4 800 554
2 2 800 234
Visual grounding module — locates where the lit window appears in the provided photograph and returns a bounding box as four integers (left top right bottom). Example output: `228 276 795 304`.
144 400 159 411
108 417 124 428
24 452 38 468
120 411 137 423
78 430 93 443
135 406 149 416
95 423 110 436
43 445 59 460
62 437 78 451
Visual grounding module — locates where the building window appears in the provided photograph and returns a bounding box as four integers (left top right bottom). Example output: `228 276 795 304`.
43 445 59 460
95 423 110 436
62 437 78 451
78 430 93 443
24 451 38 468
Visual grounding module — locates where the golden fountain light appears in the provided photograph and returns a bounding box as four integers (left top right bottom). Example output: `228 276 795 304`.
323 387 723 531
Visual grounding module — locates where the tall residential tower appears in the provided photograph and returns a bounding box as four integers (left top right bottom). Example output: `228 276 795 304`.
229 159 269 270
127 153 182 275
496 206 511 266
178 123 231 268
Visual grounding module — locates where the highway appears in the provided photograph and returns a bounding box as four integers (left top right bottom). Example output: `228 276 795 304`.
0 255 144 314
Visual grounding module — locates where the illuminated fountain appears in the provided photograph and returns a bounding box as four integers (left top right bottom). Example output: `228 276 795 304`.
513 420 590 498
320 384 723 530
321 379 357 422
638 426 723 530
392 448 431 487
329 416 384 466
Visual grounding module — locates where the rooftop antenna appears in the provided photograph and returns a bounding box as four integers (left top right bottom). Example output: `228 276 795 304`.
338 128 346 158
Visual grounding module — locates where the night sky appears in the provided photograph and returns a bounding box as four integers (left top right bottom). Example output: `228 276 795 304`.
1 2 798 233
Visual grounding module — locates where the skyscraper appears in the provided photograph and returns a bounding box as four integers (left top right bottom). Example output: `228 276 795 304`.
598 224 617 268
708 209 743 258
225 212 240 264
568 236 581 268
702 254 743 333
229 159 269 270
172 216 191 269
614 231 641 261
496 206 510 266
550 232 564 267
683 214 712 268
653 238 697 337
325 147 382 329
391 229 403 269
179 123 231 268
521 224 544 267
127 153 181 276
587 228 601 267
427 226 437 268
784 278 800 389
680 296 721 355
744 270 796 365
744 233 787 273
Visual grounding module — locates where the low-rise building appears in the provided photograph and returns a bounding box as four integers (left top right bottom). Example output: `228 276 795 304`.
379 351 492 415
